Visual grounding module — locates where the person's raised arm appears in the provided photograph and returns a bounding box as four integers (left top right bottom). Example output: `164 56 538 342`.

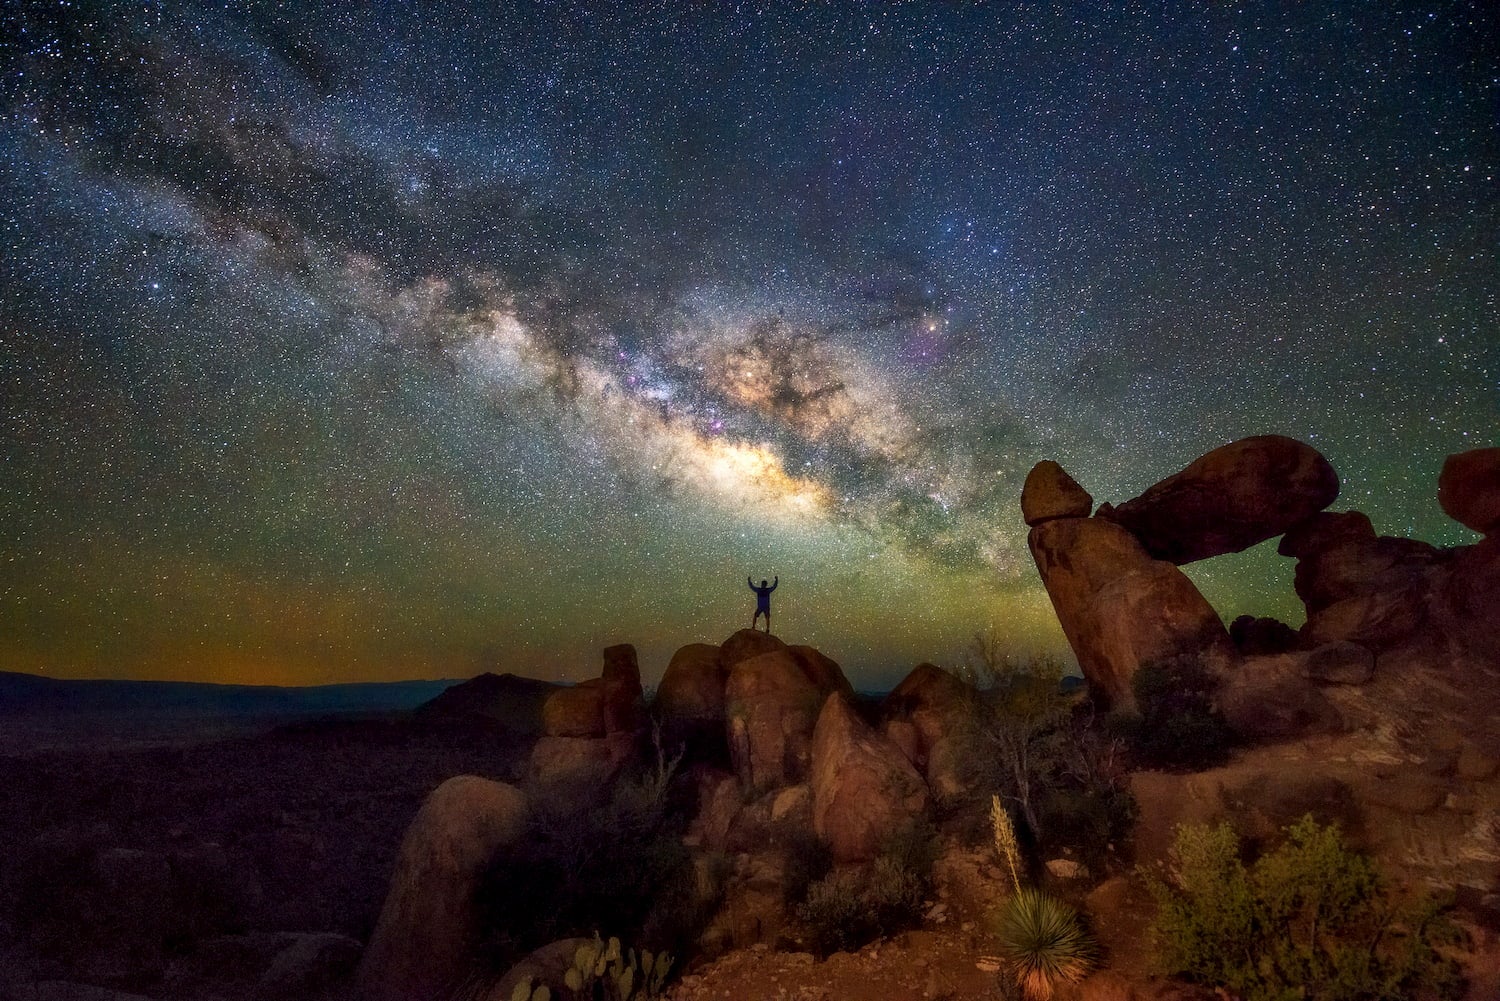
770 576 778 591
748 576 755 591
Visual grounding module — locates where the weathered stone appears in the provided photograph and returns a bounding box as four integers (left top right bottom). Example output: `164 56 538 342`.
1278 510 1376 558
882 663 976 749
725 649 830 791
1221 655 1344 744
721 628 787 669
655 643 728 727
1442 537 1500 663
1363 772 1447 815
1228 615 1301 656
1299 641 1375 685
789 645 855 700
1439 447 1500 535
1294 535 1442 613
880 718 922 767
770 783 812 825
485 938 593 1001
358 776 528 1001
1045 858 1086 880
685 767 742 851
1456 743 1499 781
1301 592 1426 649
1021 460 1093 526
540 681 605 738
257 933 361 999
600 644 645 734
810 695 929 863
528 732 636 791
1104 435 1340 564
1028 517 1234 710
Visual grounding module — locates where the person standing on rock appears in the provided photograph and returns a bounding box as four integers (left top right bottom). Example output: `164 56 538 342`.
748 576 778 633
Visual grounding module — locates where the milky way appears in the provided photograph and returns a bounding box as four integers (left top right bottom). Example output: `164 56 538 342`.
1 2 1495 686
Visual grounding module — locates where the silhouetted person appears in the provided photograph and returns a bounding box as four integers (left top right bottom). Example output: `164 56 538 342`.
748 576 778 633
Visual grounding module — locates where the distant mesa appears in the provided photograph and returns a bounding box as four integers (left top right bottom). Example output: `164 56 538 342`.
415 672 560 736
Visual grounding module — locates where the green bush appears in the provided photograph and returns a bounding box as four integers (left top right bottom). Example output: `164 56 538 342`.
994 887 1096 1001
1147 816 1464 1000
1118 655 1234 771
794 823 936 955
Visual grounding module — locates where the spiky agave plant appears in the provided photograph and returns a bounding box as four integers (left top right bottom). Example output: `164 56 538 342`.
997 887 1096 1001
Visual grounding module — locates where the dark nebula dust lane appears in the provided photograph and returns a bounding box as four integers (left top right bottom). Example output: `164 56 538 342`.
1 1 1495 686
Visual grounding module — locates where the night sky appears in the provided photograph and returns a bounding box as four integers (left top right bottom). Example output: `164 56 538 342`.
2 2 1495 688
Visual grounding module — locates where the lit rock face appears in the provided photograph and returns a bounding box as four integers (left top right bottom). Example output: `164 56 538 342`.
725 649 829 791
1027 514 1234 710
880 662 981 800
358 776 528 1001
1100 435 1340 565
1020 460 1093 526
1439 446 1500 535
810 694 929 863
654 642 730 728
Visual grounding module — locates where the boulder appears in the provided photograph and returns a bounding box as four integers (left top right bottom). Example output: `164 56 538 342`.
257 932 361 999
1293 535 1442 613
789 645 855 699
1102 435 1340 564
600 644 645 734
880 718 922 767
881 663 976 750
1028 516 1234 710
654 643 729 727
1277 510 1376 558
357 776 529 1001
486 937 593 1001
1228 615 1300 656
725 649 829 791
770 783 812 825
1021 460 1094 526
1302 591 1427 649
685 767 742 851
809 695 929 863
1300 641 1375 685
1442 537 1500 662
720 628 787 668
1439 447 1500 535
541 682 605 738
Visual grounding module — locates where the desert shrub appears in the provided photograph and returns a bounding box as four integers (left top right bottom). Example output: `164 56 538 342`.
794 823 935 955
1117 655 1234 771
1148 816 1464 1000
777 827 833 906
994 887 1096 1001
960 632 1135 868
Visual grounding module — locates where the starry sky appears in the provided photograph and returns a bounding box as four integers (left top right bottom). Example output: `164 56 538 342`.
1 1 1495 688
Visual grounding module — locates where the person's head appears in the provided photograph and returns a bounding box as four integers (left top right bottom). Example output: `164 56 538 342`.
760 579 769 587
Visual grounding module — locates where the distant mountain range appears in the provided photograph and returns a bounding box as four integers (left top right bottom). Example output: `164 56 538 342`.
0 670 462 718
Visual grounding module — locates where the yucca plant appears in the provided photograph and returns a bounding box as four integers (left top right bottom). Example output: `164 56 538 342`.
996 887 1096 1001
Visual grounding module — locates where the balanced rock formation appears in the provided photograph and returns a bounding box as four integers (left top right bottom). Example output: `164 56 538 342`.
729 639 858 792
531 646 646 791
1027 511 1234 710
1021 460 1093 526
358 776 529 1001
1100 435 1340 564
1439 447 1500 535
810 695 929 863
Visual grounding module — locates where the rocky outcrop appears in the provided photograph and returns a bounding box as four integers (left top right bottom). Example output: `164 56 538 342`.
1028 514 1234 710
541 682 606 738
720 628 787 669
531 647 645 789
601 644 645 734
528 731 638 791
725 650 829 791
881 663 981 799
809 695 929 863
1439 447 1500 535
655 643 729 728
1100 435 1339 564
357 776 529 1001
1021 460 1093 526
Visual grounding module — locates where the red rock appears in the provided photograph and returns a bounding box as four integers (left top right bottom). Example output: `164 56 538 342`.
721 628 788 668
358 777 528 1001
1028 517 1235 710
810 695 929 863
1220 655 1344 744
789 645 855 699
725 649 826 790
1439 536 1500 664
600 643 644 734
528 732 637 790
1277 510 1375 558
1104 435 1340 564
654 643 729 726
1021 460 1094 526
540 681 605 738
1439 447 1500 535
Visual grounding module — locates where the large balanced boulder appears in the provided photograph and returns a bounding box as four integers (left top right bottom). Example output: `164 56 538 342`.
655 643 729 727
1021 460 1093 526
1028 515 1234 710
810 695 929 863
1439 447 1500 535
357 777 529 1001
1101 435 1339 564
725 646 846 792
